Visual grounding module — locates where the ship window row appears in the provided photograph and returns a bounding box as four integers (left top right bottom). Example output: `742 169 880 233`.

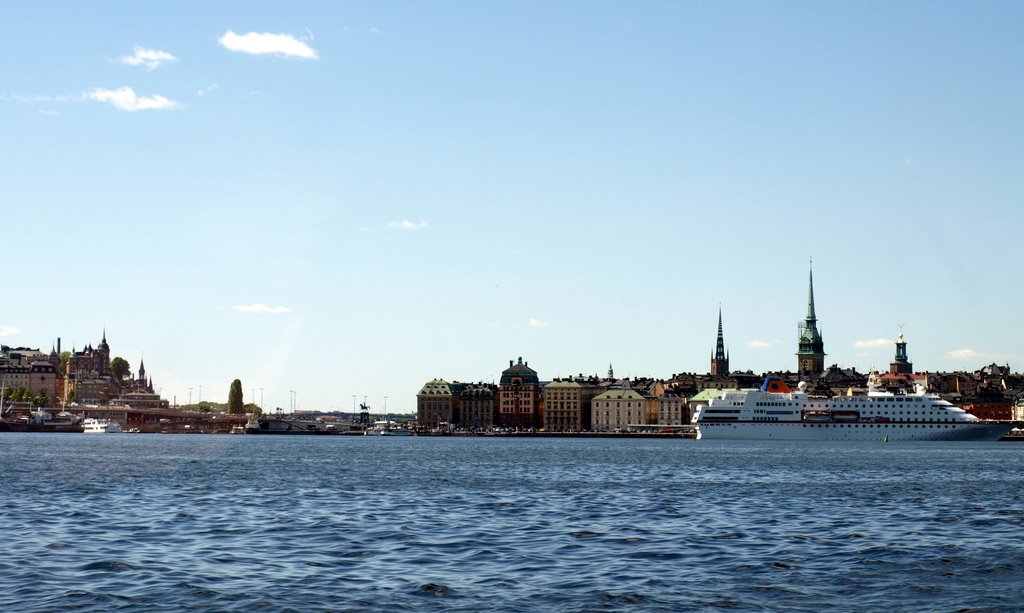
802 424 963 429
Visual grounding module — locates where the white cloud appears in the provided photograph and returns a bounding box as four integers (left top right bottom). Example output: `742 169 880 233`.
218 30 319 59
118 46 177 70
85 87 181 111
1 325 22 336
747 340 773 349
38 109 59 116
946 348 982 360
369 27 381 34
231 304 292 314
854 338 892 349
197 83 219 96
945 348 1019 362
528 318 550 328
2 92 72 103
388 219 428 231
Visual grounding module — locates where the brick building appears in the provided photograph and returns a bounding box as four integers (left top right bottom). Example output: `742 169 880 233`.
498 357 541 429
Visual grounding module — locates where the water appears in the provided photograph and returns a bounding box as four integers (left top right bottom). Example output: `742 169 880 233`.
2 434 1023 612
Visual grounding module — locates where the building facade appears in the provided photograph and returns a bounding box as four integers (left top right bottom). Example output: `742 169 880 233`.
658 388 688 425
591 387 650 432
416 379 460 429
459 383 498 430
498 357 541 429
542 376 603 432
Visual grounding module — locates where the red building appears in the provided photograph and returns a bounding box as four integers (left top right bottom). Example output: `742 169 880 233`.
964 387 1012 421
498 357 540 429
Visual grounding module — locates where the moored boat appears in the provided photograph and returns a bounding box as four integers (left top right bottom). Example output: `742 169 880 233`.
693 374 1017 442
82 418 123 434
0 408 84 433
365 420 413 436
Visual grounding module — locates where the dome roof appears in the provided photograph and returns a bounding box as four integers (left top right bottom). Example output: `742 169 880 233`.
500 357 538 386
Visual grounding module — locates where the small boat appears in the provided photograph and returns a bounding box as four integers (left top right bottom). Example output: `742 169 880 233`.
366 420 413 436
82 418 123 434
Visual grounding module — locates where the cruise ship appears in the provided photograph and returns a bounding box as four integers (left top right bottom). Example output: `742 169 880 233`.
692 375 1017 441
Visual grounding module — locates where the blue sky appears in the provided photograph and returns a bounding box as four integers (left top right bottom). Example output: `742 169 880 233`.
2 1 1021 412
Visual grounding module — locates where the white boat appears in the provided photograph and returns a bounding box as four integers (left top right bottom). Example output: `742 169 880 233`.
365 420 413 436
82 418 122 434
692 374 1016 441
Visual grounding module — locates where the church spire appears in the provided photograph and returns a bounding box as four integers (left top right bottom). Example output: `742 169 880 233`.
714 305 726 361
711 305 730 376
797 259 825 376
806 261 817 323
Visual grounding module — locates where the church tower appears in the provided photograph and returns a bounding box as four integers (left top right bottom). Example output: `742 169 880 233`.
796 263 826 376
710 306 730 376
889 326 913 374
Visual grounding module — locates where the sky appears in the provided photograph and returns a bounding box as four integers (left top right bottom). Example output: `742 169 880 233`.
2 1 1022 413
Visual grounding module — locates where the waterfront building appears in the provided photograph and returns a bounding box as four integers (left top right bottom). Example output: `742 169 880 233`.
0 350 31 394
109 391 170 410
542 376 603 432
459 383 498 430
963 385 1013 421
498 357 541 429
591 386 649 432
796 265 826 377
1 347 59 403
710 307 729 377
27 361 57 403
416 379 460 429
658 388 688 425
629 378 663 424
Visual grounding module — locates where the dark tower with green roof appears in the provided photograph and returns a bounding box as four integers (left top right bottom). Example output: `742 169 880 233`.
889 326 913 375
710 306 730 377
796 264 825 377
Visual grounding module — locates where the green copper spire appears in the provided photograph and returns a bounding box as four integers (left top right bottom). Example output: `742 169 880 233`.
806 261 817 322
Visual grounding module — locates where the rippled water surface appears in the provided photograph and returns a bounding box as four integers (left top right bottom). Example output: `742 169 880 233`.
2 434 1024 611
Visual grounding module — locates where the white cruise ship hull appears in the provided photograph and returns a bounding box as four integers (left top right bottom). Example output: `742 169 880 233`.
696 421 1014 442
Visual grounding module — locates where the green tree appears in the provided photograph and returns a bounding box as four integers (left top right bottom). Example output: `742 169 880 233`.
110 357 131 381
227 379 244 414
58 351 71 376
66 390 76 404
